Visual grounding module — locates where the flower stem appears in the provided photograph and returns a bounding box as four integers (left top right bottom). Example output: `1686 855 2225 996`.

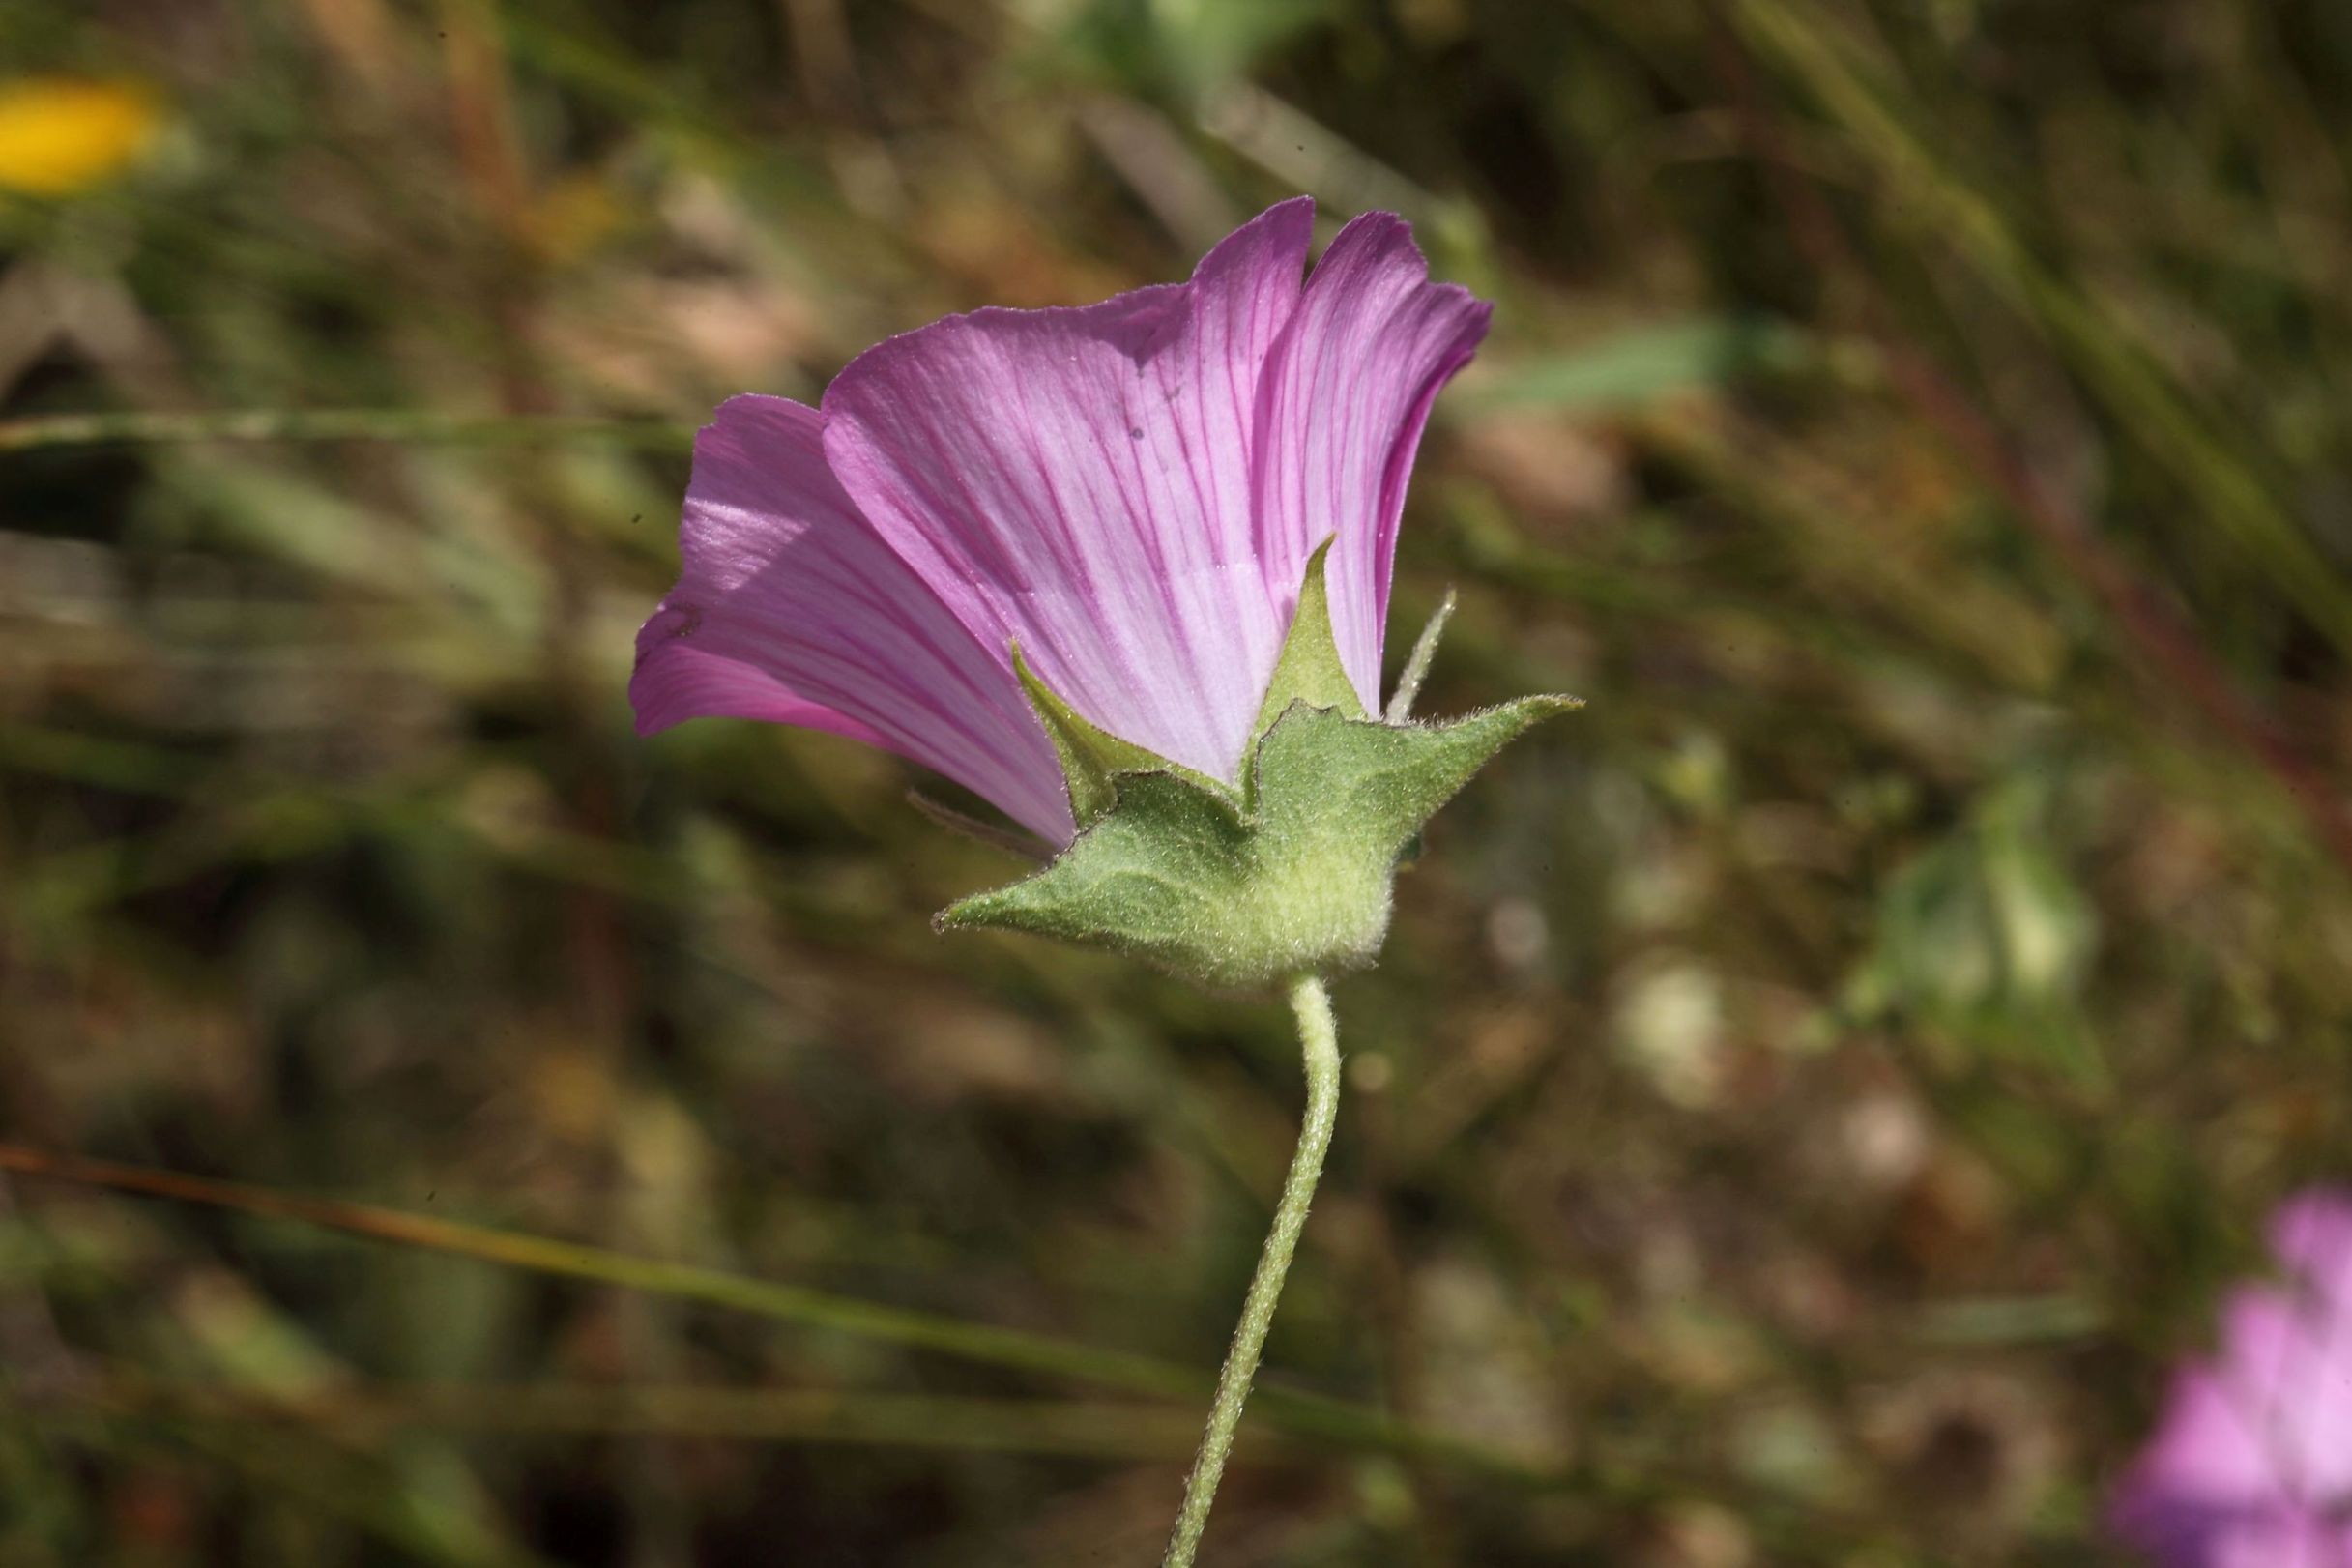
1161 973 1342 1568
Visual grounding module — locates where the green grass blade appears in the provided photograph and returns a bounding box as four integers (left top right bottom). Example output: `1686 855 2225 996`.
0 409 694 454
1733 0 2352 660
0 1143 1560 1484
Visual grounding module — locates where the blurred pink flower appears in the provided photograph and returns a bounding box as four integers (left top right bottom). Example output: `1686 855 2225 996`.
2110 1190 2352 1568
630 198 1490 844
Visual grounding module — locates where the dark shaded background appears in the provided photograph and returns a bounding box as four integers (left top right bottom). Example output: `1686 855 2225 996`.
5 1 2350 1563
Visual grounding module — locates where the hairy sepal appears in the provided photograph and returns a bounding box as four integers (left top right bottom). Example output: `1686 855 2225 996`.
1013 642 1231 828
940 695 1578 990
1250 537 1365 736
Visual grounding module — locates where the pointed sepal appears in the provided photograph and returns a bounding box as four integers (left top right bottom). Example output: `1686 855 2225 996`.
1254 695 1582 864
941 692 1581 990
1384 591 1457 722
907 788 1052 863
1012 642 1229 828
937 769 1280 981
1251 537 1367 738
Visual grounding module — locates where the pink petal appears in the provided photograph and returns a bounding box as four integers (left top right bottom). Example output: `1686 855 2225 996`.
2108 1371 2318 1568
2108 1493 2348 1568
631 395 1074 844
1252 211 1493 711
2272 1189 2352 1314
2211 1284 2352 1497
2124 1285 2352 1508
2123 1360 2285 1508
2201 1513 2352 1568
821 199 1317 781
2109 1200 2352 1568
2201 1508 2352 1568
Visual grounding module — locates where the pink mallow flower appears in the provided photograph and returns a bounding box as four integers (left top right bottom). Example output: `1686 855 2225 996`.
630 197 1490 846
2110 1190 2352 1568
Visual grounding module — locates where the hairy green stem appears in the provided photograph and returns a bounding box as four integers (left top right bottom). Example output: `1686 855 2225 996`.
1161 973 1342 1568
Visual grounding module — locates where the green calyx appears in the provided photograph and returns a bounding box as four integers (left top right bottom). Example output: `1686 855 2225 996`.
940 542 1580 990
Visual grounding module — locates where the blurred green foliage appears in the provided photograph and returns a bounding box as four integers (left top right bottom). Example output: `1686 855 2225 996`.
3 0 2350 1563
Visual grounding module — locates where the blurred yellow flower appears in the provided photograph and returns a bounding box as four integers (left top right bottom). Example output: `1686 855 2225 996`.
520 171 627 266
0 78 161 197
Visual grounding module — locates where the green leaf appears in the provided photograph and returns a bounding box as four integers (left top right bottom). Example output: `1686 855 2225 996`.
1012 643 1228 828
1251 537 1367 740
941 695 1579 989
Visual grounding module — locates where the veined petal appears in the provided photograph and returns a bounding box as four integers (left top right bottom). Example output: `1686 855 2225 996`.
821 198 1316 781
1252 212 1492 711
631 395 1074 844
